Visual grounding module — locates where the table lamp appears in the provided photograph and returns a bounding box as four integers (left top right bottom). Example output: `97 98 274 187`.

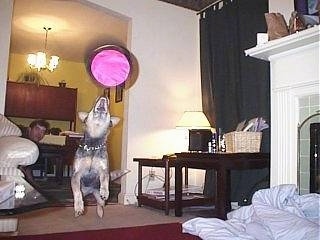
176 111 213 152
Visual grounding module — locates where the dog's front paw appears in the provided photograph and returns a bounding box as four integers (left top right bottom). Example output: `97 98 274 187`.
74 198 84 217
100 188 109 200
75 209 84 217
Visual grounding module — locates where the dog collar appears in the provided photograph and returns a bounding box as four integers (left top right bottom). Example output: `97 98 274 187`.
78 143 106 152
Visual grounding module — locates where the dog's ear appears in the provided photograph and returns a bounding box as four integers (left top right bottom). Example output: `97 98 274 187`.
110 116 120 127
78 112 88 122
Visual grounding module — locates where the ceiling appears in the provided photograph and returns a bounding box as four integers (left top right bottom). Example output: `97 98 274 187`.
10 0 129 63
10 0 217 63
158 0 217 11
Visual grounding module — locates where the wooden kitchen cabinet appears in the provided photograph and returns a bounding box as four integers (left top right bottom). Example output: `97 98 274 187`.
5 81 77 130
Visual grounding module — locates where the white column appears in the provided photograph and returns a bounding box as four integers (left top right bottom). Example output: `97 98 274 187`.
0 0 13 114
270 86 298 186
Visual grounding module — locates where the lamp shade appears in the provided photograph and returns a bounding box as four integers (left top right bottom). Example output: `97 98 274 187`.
176 111 211 129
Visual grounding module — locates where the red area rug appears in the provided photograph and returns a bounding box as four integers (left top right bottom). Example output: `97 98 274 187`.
3 222 200 240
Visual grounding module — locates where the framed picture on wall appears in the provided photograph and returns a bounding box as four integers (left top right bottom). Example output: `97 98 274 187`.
295 0 319 15
115 83 125 103
103 88 110 99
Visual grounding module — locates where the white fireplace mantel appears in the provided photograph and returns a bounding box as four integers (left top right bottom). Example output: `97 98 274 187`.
245 25 320 187
245 25 320 61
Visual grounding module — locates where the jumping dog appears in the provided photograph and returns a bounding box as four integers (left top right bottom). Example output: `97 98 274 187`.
71 97 120 218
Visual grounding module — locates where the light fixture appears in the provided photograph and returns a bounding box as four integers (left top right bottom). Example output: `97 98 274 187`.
27 27 59 72
176 111 213 152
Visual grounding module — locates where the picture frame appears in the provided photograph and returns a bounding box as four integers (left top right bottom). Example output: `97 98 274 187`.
294 0 319 28
115 83 124 103
17 72 46 85
295 0 319 15
103 88 110 99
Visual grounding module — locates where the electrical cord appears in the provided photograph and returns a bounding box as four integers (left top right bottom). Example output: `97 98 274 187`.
133 167 168 197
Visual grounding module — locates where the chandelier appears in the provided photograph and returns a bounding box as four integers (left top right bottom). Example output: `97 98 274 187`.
27 27 59 72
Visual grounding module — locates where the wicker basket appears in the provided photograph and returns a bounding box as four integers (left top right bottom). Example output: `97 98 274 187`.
224 131 262 153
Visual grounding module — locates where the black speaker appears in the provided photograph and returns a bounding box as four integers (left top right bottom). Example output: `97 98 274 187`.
188 129 212 152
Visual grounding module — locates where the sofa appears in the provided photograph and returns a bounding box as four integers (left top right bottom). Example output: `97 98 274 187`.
0 114 39 183
0 114 39 233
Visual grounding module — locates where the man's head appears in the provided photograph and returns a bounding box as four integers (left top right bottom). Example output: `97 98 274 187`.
27 119 50 142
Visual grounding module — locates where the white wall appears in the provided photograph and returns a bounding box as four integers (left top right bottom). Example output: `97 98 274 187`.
0 0 13 114
269 0 294 22
85 0 202 204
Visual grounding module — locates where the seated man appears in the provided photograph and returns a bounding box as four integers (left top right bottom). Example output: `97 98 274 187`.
19 119 50 184
21 119 49 142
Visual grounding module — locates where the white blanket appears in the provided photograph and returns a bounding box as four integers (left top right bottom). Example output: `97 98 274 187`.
182 184 320 240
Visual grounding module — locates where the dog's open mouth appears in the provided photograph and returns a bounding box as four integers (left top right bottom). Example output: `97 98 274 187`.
94 97 108 113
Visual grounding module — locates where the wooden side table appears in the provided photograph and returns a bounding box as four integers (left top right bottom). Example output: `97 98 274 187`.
133 156 213 215
174 152 270 219
134 153 269 218
37 144 65 183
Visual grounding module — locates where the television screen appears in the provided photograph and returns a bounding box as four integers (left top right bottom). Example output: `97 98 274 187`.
188 129 212 152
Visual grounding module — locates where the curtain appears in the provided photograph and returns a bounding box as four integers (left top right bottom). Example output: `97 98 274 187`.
201 0 270 204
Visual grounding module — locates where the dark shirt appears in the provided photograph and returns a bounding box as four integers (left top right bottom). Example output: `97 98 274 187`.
18 125 28 139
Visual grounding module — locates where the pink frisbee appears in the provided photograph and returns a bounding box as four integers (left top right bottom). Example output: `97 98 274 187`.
87 45 131 87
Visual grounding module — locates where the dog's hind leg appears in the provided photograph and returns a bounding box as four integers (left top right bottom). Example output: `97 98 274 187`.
93 190 105 218
71 172 84 217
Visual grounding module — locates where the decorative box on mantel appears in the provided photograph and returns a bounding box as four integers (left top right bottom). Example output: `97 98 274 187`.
245 25 319 188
